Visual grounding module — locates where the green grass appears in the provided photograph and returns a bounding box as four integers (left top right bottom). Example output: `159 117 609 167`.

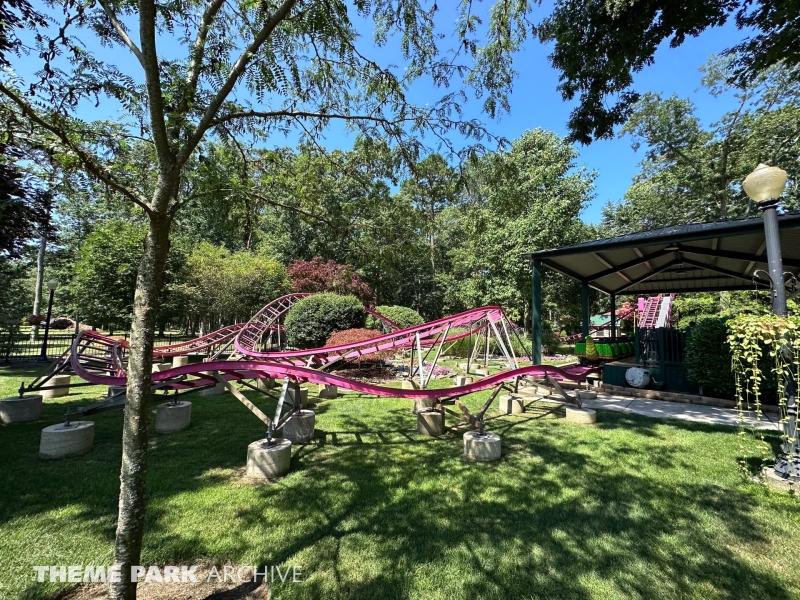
1 365 799 600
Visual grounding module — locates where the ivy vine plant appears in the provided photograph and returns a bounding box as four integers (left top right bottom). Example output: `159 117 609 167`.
727 314 800 473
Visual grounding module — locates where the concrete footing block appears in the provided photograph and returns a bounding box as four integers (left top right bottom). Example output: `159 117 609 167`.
464 431 501 462
256 378 276 391
282 410 315 444
453 376 474 386
317 384 338 399
246 438 292 479
565 407 597 425
417 410 444 436
287 387 309 408
39 421 94 459
0 395 43 424
107 385 127 398
412 397 434 414
152 363 171 373
41 374 71 399
762 467 798 493
201 382 226 396
474 368 490 377
576 390 598 401
401 379 419 390
498 394 524 414
155 401 192 433
172 355 189 368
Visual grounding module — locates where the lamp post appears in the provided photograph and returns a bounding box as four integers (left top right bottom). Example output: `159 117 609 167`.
742 163 799 481
40 279 59 360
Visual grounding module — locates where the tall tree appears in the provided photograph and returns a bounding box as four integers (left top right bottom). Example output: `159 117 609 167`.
537 0 800 143
0 2 536 597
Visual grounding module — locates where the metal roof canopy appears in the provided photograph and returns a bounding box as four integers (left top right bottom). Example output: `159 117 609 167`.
527 211 800 295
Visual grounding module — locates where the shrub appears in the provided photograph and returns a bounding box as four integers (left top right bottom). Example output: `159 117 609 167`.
49 317 74 330
366 305 424 331
684 317 735 398
284 293 366 349
288 257 373 304
324 328 393 362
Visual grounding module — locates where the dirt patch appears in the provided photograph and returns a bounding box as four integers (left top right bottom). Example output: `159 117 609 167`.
51 563 273 600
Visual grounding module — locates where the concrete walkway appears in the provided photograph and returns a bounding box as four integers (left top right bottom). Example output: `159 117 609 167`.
580 393 782 431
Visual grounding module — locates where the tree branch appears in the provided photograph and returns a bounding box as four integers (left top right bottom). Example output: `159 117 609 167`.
0 83 151 214
177 0 297 165
210 109 414 128
184 0 226 102
97 0 145 66
138 0 172 166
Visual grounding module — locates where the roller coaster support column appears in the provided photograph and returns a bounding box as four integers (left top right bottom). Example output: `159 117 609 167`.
581 282 590 339
610 293 617 340
531 259 542 365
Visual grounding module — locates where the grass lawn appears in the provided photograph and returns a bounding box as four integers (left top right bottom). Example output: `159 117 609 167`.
1 364 799 600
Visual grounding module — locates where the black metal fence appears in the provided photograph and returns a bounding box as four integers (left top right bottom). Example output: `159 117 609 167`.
1 332 197 362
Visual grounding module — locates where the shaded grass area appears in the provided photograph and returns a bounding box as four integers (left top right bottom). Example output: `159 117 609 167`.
1 365 799 600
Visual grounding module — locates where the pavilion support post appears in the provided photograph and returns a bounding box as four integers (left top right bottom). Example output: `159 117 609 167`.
610 293 617 340
581 282 590 338
531 259 542 365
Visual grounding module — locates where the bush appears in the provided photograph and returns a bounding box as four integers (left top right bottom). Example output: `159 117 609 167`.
49 317 74 330
324 328 394 362
684 317 735 398
366 305 424 331
284 293 366 349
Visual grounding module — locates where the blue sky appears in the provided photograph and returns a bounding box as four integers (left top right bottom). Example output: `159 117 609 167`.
18 1 751 224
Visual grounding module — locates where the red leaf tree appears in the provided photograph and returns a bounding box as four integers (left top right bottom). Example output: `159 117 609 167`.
288 257 374 305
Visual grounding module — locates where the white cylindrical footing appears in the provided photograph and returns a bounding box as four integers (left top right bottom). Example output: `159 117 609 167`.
576 390 597 401
401 379 419 390
39 421 94 459
172 355 189 368
565 407 597 424
246 438 292 479
201 382 226 396
256 378 276 391
282 410 316 444
41 375 71 399
152 363 171 373
498 394 524 414
155 401 192 433
287 387 309 408
463 431 501 462
412 397 434 414
474 368 489 377
417 410 444 436
0 395 43 424
453 376 473 386
317 384 338 399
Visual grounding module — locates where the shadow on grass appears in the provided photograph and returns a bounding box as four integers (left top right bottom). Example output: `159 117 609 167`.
3 379 796 600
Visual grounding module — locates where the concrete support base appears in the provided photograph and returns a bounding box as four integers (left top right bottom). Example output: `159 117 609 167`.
498 394 524 414
417 410 444 436
256 378 276 391
172 355 189 368
41 375 71 399
39 421 94 459
246 438 292 479
152 363 171 373
317 384 338 399
0 395 43 424
287 387 309 409
412 397 434 414
401 379 420 390
762 467 798 493
155 401 192 433
453 376 474 386
463 431 502 462
282 410 315 444
576 390 598 401
565 407 597 425
201 382 226 396
107 385 126 398
474 368 490 377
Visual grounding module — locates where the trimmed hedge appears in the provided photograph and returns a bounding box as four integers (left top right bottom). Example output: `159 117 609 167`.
284 293 366 349
366 305 425 331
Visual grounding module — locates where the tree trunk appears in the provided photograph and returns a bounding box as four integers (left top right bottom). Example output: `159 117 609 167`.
30 232 47 341
110 210 172 600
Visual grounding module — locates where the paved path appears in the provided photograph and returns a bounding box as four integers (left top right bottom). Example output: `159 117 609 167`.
580 393 782 431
